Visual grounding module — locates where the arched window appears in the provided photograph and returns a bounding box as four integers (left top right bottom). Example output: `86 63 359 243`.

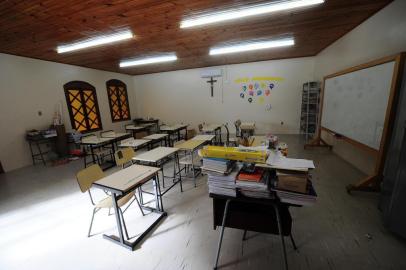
64 81 102 133
106 79 131 122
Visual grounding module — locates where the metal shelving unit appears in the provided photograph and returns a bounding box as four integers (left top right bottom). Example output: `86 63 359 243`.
300 82 321 140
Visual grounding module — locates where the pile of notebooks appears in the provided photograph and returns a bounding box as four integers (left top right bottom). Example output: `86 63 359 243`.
271 169 317 206
236 166 272 199
203 158 238 197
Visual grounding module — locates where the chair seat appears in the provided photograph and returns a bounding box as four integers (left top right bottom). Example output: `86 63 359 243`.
95 191 135 208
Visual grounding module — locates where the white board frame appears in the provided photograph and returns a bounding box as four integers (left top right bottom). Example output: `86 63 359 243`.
307 53 405 192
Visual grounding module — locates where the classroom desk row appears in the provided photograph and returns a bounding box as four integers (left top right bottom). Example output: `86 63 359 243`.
90 134 215 250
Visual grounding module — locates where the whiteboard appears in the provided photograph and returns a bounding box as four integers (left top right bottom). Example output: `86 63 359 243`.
321 61 395 150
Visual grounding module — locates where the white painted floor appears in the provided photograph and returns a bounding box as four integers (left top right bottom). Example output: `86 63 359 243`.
1 135 406 270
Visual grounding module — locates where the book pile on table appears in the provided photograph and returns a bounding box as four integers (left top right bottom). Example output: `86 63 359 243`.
203 158 238 197
271 169 317 206
236 166 273 199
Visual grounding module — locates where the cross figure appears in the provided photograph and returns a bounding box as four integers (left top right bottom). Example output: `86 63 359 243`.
206 77 217 97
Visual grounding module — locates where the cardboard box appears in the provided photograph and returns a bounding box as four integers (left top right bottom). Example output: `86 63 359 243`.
277 175 308 193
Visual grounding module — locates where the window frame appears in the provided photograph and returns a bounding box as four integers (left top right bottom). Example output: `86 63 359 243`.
63 81 103 134
106 79 131 122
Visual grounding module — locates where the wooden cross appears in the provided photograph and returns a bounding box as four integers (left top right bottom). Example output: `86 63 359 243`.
206 77 217 97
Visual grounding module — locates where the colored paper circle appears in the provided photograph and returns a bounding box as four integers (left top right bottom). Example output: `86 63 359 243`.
240 93 245 98
257 90 262 96
269 83 274 89
248 97 253 103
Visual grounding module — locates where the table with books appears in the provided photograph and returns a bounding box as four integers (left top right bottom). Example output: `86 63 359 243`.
199 145 317 270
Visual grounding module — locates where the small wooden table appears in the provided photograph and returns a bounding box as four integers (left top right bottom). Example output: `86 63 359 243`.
160 124 188 144
80 136 116 170
125 125 148 138
176 139 207 187
92 165 165 251
132 147 182 207
202 124 222 143
119 138 151 150
143 133 169 148
191 134 216 143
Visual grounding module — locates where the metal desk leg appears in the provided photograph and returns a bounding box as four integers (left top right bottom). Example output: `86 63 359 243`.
191 150 196 187
176 152 183 192
155 174 164 211
214 199 231 270
272 204 288 270
104 193 125 245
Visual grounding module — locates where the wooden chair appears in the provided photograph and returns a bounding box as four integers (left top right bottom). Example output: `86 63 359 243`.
75 164 143 238
115 147 135 169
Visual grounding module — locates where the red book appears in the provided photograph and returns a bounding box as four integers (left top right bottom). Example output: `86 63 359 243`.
237 168 264 182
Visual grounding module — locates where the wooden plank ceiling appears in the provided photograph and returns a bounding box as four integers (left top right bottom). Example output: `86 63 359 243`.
0 0 392 75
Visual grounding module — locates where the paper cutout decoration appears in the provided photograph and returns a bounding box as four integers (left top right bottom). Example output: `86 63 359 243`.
259 96 265 104
254 82 259 89
261 82 266 88
248 97 253 103
249 84 253 90
266 104 272 111
248 90 254 96
240 93 245 98
242 85 247 91
265 89 270 96
257 90 262 96
269 83 275 89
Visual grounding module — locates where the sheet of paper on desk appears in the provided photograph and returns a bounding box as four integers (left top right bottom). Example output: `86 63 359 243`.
267 152 315 169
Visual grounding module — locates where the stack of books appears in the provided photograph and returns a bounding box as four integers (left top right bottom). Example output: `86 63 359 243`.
202 157 235 174
203 158 238 197
236 167 272 199
271 170 317 206
273 180 317 206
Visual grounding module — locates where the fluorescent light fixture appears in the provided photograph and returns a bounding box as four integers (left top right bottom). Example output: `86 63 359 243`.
120 54 178 68
180 0 324 28
209 38 295 55
57 30 133 53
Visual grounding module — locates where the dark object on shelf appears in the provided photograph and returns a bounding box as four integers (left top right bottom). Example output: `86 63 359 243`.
300 82 321 140
55 124 68 157
0 161 4 174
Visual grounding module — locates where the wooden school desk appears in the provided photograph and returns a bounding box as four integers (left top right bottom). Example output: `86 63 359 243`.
143 133 169 148
134 118 159 132
118 138 151 150
125 124 148 138
191 134 216 144
176 139 207 187
201 124 222 144
132 147 182 209
93 165 164 250
80 136 116 170
160 124 188 143
100 131 132 146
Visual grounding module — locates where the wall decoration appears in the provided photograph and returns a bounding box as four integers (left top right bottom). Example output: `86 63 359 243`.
234 75 284 109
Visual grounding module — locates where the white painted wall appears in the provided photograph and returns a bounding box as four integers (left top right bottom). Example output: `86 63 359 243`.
0 53 136 172
133 57 315 135
314 0 406 174
314 0 406 80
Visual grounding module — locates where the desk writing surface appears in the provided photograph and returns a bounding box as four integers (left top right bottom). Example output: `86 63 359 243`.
93 165 160 193
160 125 177 131
119 139 150 148
81 137 112 145
140 123 154 127
102 132 130 138
133 147 179 163
143 133 168 140
240 122 255 130
191 135 215 141
175 139 206 150
202 124 221 132
172 124 188 130
125 125 145 130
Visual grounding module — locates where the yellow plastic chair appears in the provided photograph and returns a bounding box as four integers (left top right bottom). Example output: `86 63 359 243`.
115 147 135 168
76 164 142 238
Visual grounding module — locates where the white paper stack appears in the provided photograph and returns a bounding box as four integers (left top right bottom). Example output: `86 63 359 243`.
266 151 315 170
207 165 240 197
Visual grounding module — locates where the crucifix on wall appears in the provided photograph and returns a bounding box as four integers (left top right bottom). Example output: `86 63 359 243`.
206 76 217 97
